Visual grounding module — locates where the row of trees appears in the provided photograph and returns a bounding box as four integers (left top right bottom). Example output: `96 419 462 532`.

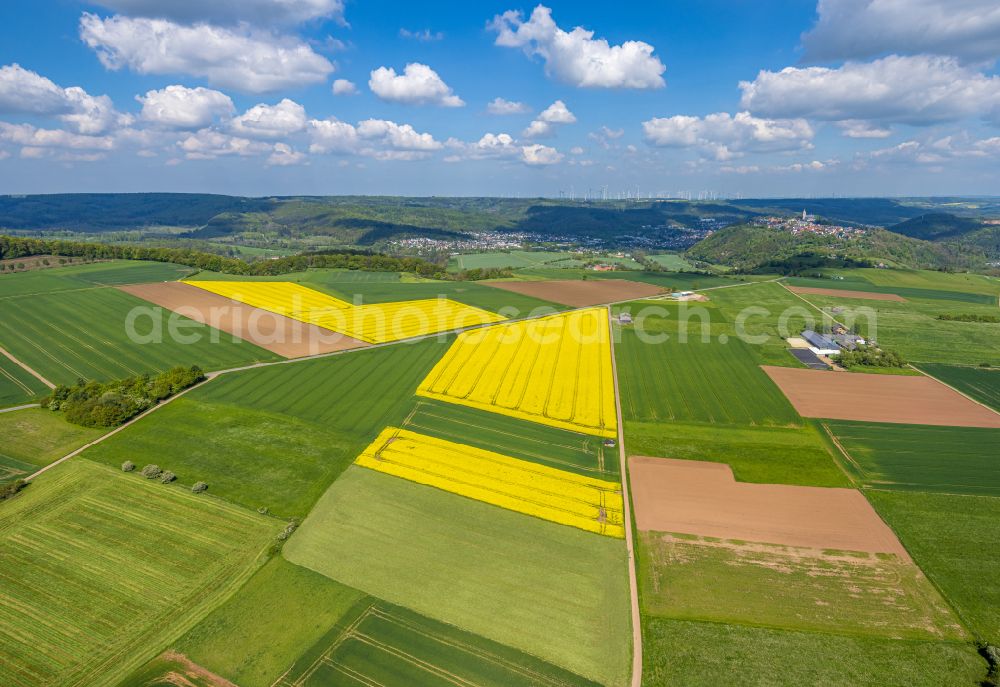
43 366 206 428
936 313 1000 323
121 461 207 492
0 235 508 281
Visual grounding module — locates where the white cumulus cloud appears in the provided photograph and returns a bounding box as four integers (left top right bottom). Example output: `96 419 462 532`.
268 142 306 166
179 129 270 159
308 117 442 160
80 13 334 93
137 85 234 130
368 63 464 107
230 98 307 139
643 111 814 160
523 99 575 138
332 79 358 95
802 0 1000 62
739 55 1000 126
490 5 665 89
487 97 530 115
0 64 129 135
87 0 346 26
837 120 893 139
0 122 115 152
521 143 563 165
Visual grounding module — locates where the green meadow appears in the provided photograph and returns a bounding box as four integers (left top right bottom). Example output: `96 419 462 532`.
0 460 279 687
283 466 632 687
0 408 103 481
868 491 1000 645
0 287 277 384
642 618 985 687
827 421 1000 496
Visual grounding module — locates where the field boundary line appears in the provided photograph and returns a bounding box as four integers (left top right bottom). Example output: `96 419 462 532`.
0 403 41 414
0 345 56 389
910 363 1000 419
607 306 642 687
24 375 215 482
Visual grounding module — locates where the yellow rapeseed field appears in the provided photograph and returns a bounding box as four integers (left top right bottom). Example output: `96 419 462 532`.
416 307 618 437
184 281 505 343
356 427 625 537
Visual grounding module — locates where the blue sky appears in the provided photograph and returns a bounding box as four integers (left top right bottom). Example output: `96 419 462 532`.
0 0 998 197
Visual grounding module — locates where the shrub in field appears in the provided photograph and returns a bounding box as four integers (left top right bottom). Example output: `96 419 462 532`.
141 464 162 480
160 471 176 484
0 479 27 501
42 365 205 428
121 461 135 472
191 481 208 493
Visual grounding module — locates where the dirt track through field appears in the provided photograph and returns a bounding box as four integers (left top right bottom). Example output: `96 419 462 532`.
629 456 909 556
787 285 907 301
762 365 1000 427
0 345 55 388
486 279 666 307
119 282 368 358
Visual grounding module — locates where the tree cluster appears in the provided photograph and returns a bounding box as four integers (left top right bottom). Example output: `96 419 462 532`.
0 235 502 282
833 345 907 369
43 365 205 428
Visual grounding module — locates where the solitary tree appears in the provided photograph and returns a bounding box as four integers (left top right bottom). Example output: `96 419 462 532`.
121 461 135 472
191 481 208 493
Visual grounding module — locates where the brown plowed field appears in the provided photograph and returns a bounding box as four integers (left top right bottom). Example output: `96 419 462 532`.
629 456 908 556
787 285 907 301
119 282 368 358
485 279 666 307
762 365 1000 427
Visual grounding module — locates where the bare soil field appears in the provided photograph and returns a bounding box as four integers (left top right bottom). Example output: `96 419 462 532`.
486 279 666 307
762 365 1000 427
629 456 908 555
787 285 907 301
119 282 367 358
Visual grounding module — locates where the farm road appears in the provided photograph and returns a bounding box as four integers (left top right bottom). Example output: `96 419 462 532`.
607 306 643 687
0 344 55 389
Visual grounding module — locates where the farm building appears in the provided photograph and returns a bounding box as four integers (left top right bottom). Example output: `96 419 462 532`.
618 313 633 325
801 329 840 356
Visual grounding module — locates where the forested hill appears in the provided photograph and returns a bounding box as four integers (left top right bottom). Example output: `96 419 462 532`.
888 213 985 240
0 193 271 230
685 224 987 272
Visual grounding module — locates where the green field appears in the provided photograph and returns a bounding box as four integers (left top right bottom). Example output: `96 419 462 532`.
283 466 632 687
0 459 280 687
0 408 103 481
194 338 447 436
450 250 581 271
617 329 801 426
82 397 362 518
171 557 365 687
846 268 1000 297
638 532 963 640
642 618 985 687
827 421 1000 496
403 398 617 479
327 279 563 314
0 260 194 299
625 421 848 487
517 268 734 291
868 491 1000 644
0 287 278 384
786 275 997 304
917 363 1000 411
277 598 600 687
0 354 48 408
648 254 696 271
